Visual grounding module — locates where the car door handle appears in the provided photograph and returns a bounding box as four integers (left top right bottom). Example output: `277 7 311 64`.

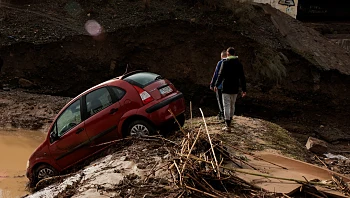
110 108 118 114
76 128 84 134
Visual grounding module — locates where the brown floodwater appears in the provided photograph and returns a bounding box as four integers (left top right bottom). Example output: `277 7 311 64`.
0 129 46 198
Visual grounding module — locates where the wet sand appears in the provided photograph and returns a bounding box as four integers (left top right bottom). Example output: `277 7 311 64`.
0 129 46 198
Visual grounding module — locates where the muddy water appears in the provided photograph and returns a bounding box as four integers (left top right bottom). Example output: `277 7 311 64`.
0 129 46 198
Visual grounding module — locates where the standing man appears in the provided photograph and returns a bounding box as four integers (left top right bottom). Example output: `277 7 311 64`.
210 50 227 121
214 47 246 132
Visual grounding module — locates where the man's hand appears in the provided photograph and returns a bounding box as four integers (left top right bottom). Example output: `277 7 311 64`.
213 87 218 92
242 92 246 98
210 86 214 91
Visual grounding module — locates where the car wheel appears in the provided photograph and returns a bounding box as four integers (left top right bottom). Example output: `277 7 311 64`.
128 120 155 137
35 164 57 182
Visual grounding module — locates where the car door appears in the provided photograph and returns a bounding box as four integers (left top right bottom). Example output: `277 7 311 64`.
83 86 125 146
49 99 91 169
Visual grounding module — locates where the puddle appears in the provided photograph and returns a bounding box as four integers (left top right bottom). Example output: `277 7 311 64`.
0 129 46 198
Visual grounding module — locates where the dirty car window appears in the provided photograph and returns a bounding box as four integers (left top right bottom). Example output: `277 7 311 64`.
86 87 113 118
56 99 82 137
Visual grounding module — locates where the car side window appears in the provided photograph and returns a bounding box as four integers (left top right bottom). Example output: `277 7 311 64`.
110 86 126 101
86 87 113 118
55 99 82 138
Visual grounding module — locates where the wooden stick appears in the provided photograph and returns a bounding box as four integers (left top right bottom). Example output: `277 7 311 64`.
90 137 132 147
185 185 219 198
181 126 202 174
214 145 243 169
140 135 178 145
187 133 190 151
202 178 215 191
186 173 216 195
314 155 329 170
176 190 185 198
168 109 186 135
180 139 188 155
220 180 229 193
173 160 182 186
199 108 220 178
169 168 178 187
282 193 292 198
35 172 77 189
190 101 193 129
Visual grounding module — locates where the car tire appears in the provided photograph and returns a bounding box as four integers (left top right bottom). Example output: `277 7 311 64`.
35 164 57 183
127 120 155 137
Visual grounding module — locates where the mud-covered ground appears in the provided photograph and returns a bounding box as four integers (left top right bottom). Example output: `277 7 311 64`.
0 89 70 131
26 116 350 197
0 0 350 196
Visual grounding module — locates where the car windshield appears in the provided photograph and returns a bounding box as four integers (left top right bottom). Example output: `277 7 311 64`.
123 72 162 88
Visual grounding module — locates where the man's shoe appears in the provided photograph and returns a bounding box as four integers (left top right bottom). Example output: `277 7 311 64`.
217 112 224 121
222 126 231 132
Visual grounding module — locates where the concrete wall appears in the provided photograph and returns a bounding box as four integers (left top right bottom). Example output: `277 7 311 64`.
250 0 298 18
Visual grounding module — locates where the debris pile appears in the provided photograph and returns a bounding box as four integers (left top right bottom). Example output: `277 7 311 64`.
166 112 350 197
168 122 274 197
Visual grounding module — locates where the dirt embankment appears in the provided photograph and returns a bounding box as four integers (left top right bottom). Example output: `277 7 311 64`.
0 0 350 141
0 90 70 130
26 117 350 197
26 116 303 198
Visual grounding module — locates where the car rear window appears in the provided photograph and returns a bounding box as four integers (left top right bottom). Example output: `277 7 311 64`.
123 72 162 88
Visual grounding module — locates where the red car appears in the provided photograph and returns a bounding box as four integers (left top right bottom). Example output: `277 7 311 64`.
26 71 185 184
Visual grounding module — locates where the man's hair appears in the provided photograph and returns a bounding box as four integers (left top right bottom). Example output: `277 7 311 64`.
221 50 227 57
227 47 235 55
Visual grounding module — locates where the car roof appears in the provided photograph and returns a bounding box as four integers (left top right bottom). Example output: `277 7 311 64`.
73 70 146 100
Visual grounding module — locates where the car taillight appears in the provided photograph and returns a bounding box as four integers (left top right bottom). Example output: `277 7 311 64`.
133 86 154 105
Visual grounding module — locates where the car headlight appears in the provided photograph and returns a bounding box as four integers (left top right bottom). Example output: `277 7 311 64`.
26 160 29 169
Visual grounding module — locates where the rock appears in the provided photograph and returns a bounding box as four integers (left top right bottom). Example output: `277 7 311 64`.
344 159 350 166
126 173 138 180
331 166 341 173
315 126 350 142
158 178 168 185
278 52 289 64
18 78 34 88
324 158 337 165
305 137 328 154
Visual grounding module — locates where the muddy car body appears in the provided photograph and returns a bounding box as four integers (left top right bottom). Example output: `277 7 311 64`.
26 71 185 184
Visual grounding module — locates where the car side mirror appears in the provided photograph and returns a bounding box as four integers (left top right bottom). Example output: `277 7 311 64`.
50 131 58 143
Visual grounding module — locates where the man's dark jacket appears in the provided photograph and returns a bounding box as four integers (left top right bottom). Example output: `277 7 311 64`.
215 56 246 94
